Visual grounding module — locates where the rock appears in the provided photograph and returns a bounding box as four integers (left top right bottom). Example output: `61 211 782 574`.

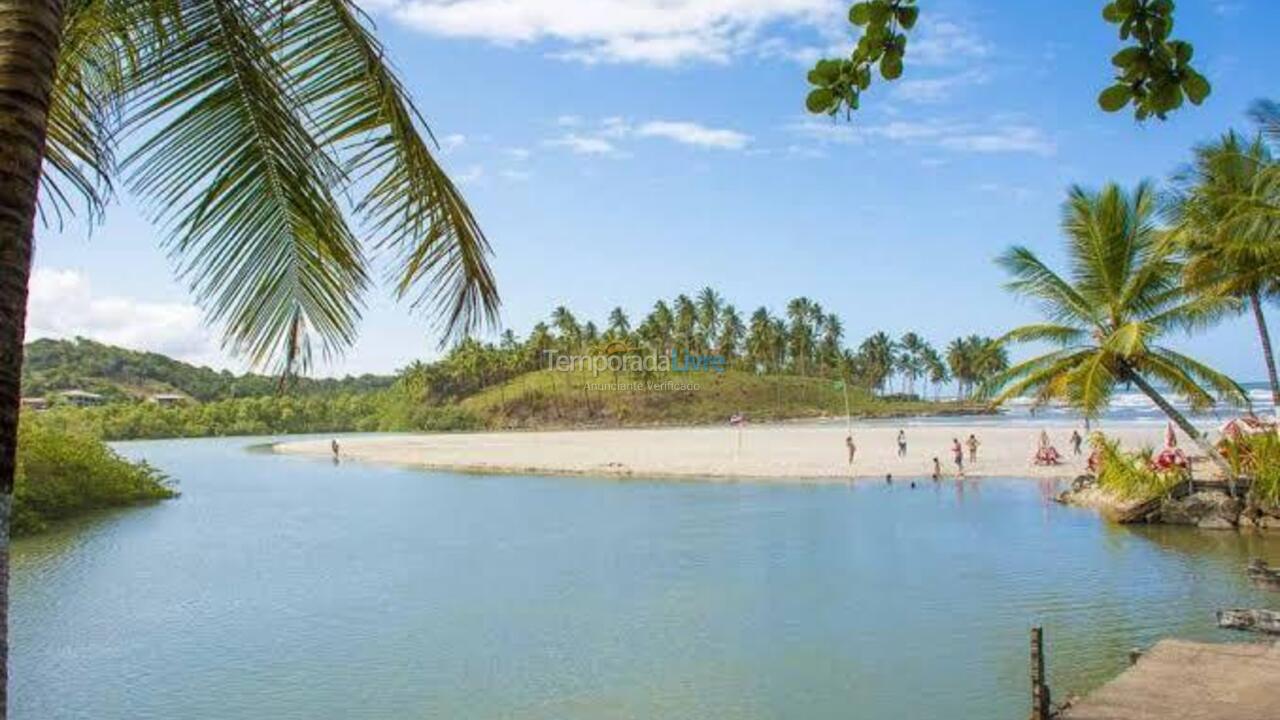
1198 516 1236 530
1239 514 1259 530
1260 515 1280 530
1158 491 1241 526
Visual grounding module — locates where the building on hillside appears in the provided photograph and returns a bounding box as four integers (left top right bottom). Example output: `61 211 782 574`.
149 394 190 407
20 397 48 411
59 390 106 407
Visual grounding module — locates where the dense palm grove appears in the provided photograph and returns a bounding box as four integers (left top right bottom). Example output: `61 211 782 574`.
403 291 1008 405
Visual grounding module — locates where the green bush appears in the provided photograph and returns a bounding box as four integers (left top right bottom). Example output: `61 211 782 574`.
1221 432 1280 508
14 418 177 536
1093 434 1187 501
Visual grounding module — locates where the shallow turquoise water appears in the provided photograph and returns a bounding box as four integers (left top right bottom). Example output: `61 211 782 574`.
12 436 1280 719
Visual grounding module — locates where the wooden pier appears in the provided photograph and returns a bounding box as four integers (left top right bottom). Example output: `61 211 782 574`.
1057 639 1280 719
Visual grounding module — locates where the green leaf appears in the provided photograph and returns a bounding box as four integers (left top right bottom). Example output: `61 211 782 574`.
806 88 835 113
1102 2 1122 22
1112 46 1143 68
1181 70 1210 104
896 5 919 29
866 1 891 26
1169 40 1193 64
880 52 903 80
1098 84 1133 112
849 2 870 25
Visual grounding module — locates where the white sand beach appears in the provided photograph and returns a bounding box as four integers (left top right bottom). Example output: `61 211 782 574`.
274 422 1202 483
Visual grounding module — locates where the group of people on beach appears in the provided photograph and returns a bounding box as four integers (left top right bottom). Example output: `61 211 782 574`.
843 426 1091 478
843 429 982 480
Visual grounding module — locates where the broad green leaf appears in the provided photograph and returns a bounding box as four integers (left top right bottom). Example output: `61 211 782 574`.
1098 84 1132 112
1182 70 1210 104
880 52 903 80
896 5 918 29
806 88 835 113
849 2 870 26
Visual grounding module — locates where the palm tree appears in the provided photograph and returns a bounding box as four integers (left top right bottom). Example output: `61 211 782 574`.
818 312 843 372
746 307 775 371
897 332 925 395
987 182 1245 477
858 331 896 395
717 304 745 361
673 294 697 352
1166 130 1280 405
696 286 722 352
922 345 949 400
550 306 581 352
785 297 816 375
605 307 631 341
1 2 497 709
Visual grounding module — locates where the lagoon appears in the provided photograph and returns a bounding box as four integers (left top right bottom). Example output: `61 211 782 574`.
12 436 1280 719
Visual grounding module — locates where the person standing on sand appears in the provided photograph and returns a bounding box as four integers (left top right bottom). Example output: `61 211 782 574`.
952 438 965 476
897 429 907 457
932 457 941 481
966 433 980 463
846 435 857 465
331 439 340 458
1071 430 1083 455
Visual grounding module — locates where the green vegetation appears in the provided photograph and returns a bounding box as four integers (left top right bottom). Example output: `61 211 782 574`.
14 418 176 536
461 369 984 430
809 1 1209 121
22 338 395 402
1092 435 1187 502
1221 432 1280 508
986 181 1246 476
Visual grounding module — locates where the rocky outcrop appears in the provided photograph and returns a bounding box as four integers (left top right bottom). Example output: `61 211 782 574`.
1058 477 1280 530
1156 492 1242 528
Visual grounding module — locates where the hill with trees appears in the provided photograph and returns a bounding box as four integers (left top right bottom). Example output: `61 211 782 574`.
21 337 395 402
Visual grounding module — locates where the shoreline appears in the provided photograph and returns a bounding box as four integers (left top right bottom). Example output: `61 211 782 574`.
272 422 1196 484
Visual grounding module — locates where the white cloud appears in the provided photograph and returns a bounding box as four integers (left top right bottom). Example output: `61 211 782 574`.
439 133 467 153
890 69 989 104
499 168 533 181
546 133 620 155
27 268 227 367
635 120 751 149
545 117 751 155
785 116 1055 157
505 147 532 160
455 163 486 183
371 0 834 65
909 19 991 67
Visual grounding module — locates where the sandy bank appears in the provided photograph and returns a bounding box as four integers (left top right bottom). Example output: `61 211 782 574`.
273 423 1196 483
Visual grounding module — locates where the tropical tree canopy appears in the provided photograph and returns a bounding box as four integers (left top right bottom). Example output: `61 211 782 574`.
986 182 1247 424
44 0 498 374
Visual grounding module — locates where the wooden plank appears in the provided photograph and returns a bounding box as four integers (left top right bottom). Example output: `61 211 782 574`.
1060 640 1280 720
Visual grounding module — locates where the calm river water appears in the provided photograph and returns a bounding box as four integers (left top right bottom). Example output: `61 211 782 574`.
12 436 1280 719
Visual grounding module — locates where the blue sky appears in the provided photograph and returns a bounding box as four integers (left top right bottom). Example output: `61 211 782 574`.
29 0 1280 381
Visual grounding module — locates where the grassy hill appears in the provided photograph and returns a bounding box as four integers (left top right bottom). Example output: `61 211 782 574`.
22 337 395 402
462 368 990 429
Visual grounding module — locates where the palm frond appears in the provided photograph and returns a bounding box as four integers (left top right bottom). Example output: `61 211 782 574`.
1144 346 1248 409
996 323 1087 347
996 246 1099 328
124 0 368 373
281 0 498 342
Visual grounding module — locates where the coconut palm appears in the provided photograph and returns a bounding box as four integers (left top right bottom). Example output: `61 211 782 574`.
746 307 776 371
1165 130 1280 405
1 1 498 708
606 307 631 342
785 297 817 375
696 286 723 351
858 331 896 395
717 304 745 361
818 312 844 371
550 306 581 352
922 345 949 400
673 294 698 352
987 182 1245 476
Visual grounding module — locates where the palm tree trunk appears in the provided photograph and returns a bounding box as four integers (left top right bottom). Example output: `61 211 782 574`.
1126 371 1236 486
1249 290 1280 410
0 1 65 715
